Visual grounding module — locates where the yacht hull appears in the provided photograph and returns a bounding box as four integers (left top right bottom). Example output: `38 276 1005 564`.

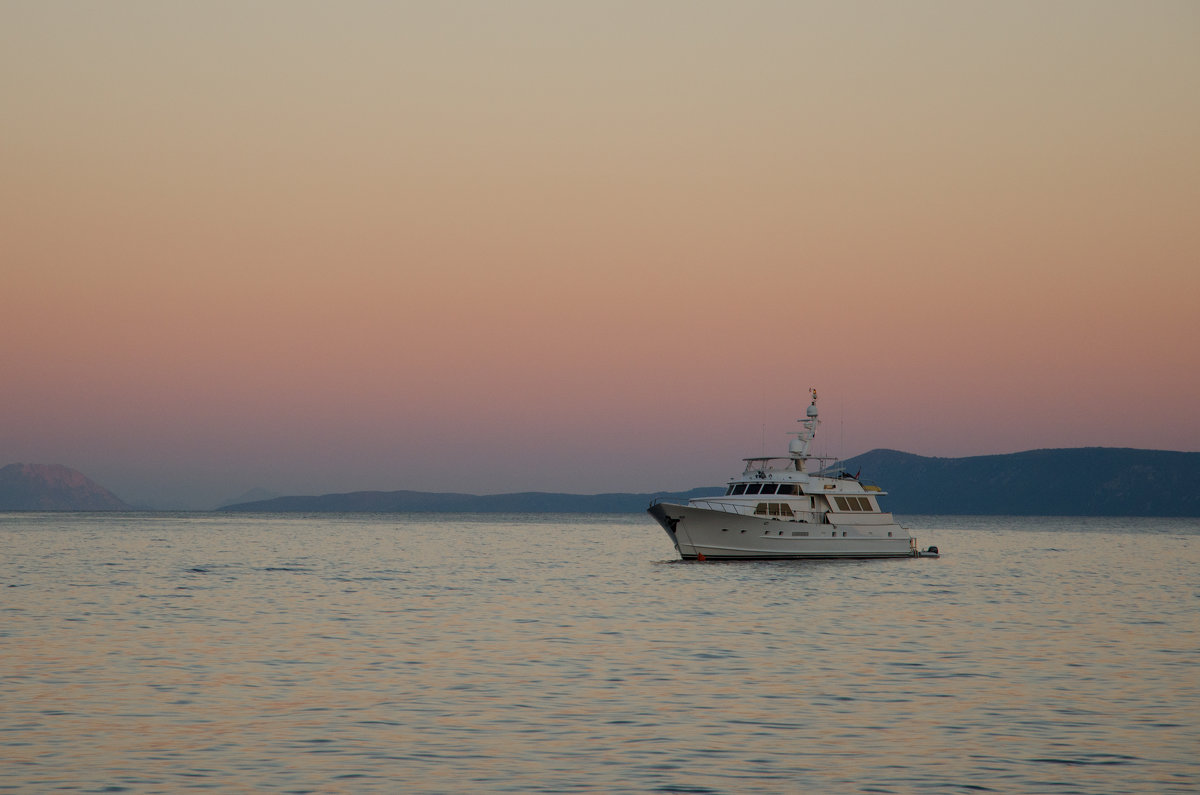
648 502 916 560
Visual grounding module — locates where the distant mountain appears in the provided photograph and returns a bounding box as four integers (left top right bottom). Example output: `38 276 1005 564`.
837 447 1200 516
217 487 283 509
10 448 1194 515
0 463 131 511
219 447 1200 516
220 487 720 513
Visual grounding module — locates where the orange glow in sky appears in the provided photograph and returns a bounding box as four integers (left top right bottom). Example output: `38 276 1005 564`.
3 1 1198 507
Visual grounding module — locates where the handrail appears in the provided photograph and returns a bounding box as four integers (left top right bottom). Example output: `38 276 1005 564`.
688 500 754 516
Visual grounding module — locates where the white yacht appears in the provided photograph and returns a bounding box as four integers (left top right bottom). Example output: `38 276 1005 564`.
648 390 936 560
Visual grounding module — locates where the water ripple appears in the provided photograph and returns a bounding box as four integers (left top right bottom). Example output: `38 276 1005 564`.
0 513 1197 793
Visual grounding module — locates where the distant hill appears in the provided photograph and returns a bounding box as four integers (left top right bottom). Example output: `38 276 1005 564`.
219 447 1200 516
217 487 283 508
8 448 1196 515
838 447 1200 516
220 487 720 513
0 463 131 511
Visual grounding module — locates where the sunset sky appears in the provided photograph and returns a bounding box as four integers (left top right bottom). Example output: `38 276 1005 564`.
4 1 1198 508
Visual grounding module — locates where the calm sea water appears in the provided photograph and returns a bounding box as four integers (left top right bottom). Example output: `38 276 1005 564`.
1 513 1196 794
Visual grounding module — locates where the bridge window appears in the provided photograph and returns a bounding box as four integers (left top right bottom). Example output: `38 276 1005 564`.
730 484 747 495
745 484 762 495
760 483 778 495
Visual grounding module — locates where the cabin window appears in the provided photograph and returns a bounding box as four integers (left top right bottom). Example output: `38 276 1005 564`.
731 484 747 495
777 484 800 496
834 495 875 512
760 483 778 495
745 484 762 495
754 502 796 518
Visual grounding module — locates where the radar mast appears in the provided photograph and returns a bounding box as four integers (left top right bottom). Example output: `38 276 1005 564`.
788 388 820 471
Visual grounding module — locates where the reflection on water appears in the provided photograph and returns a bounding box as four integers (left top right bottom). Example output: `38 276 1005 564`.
1 513 1197 793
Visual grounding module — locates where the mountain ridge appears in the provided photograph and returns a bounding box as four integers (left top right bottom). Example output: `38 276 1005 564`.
0 463 131 511
837 446 1199 516
4 447 1197 515
220 447 1200 516
219 487 719 514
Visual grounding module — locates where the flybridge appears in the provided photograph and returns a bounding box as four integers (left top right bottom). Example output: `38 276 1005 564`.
741 456 807 474
740 456 841 477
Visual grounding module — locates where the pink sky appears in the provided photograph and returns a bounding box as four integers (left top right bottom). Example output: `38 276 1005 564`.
3 2 1198 507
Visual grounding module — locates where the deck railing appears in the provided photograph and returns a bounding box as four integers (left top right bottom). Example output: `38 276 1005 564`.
687 500 754 516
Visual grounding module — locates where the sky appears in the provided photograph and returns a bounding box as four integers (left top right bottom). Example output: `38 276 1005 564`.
3 1 1198 508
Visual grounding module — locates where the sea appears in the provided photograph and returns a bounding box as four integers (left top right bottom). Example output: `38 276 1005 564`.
1 513 1196 794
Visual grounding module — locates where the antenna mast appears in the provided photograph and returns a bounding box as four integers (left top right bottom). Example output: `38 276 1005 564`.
788 388 821 472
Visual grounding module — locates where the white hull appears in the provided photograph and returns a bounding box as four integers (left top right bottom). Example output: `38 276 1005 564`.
648 502 916 560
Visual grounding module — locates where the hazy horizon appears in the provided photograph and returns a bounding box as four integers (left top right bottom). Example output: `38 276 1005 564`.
9 442 1197 513
5 1 1198 509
